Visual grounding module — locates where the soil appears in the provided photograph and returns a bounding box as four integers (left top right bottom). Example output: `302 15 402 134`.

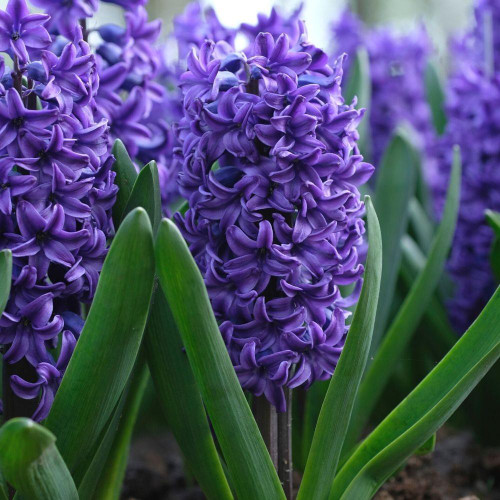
121 428 500 499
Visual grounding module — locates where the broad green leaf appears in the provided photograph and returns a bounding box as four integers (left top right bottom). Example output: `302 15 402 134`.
371 132 417 351
297 197 382 500
425 61 447 135
331 284 500 499
0 418 77 500
123 161 162 233
145 287 232 499
343 146 461 454
93 356 149 500
78 161 160 498
344 48 371 159
111 139 138 224
45 208 155 477
155 219 284 500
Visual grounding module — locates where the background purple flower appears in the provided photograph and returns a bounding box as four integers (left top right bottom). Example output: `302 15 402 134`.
175 21 373 411
427 0 500 332
331 10 435 166
0 0 116 421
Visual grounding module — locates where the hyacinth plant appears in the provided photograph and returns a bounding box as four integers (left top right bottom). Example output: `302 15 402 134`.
0 1 498 500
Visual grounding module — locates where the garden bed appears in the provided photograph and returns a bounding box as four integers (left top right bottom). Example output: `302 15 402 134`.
122 428 500 499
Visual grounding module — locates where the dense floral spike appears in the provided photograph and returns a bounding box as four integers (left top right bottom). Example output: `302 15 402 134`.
0 0 116 421
175 24 373 411
427 0 500 332
331 10 434 165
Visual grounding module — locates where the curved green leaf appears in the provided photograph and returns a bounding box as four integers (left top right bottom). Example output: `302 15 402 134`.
111 139 138 224
371 132 417 351
155 218 284 500
45 208 155 478
0 418 77 500
343 146 461 454
332 284 500 499
297 197 382 500
123 161 162 234
145 287 232 499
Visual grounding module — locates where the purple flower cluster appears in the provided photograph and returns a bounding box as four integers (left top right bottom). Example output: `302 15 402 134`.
331 10 434 165
0 0 116 420
175 24 373 411
93 4 189 214
427 0 500 332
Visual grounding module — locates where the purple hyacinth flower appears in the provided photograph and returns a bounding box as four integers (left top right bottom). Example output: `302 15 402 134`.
176 23 372 410
426 0 500 332
235 341 296 412
0 0 51 63
10 329 75 420
0 88 58 150
0 292 63 364
10 202 89 279
30 0 98 39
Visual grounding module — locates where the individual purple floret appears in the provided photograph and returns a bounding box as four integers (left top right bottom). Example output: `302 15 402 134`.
0 0 116 421
331 10 434 165
426 0 500 332
175 22 373 411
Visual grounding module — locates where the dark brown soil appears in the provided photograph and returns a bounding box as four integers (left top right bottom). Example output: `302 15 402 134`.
122 428 500 499
375 428 500 500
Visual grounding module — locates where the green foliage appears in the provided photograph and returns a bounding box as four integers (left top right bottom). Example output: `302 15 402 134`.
331 283 500 498
425 61 447 135
297 197 382 500
344 146 461 454
0 418 77 500
44 208 155 478
372 132 417 351
155 218 284 500
111 139 138 224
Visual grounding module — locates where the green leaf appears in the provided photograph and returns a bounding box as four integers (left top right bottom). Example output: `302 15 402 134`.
344 48 371 159
371 131 417 351
145 287 233 499
155 219 284 500
425 61 447 135
408 198 434 254
77 386 129 498
0 418 77 500
486 209 500 238
0 249 12 316
486 210 500 281
414 433 436 456
0 249 12 395
400 236 457 352
297 196 382 500
111 139 138 224
45 208 155 478
343 146 461 454
331 284 500 499
93 356 149 500
123 161 162 234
